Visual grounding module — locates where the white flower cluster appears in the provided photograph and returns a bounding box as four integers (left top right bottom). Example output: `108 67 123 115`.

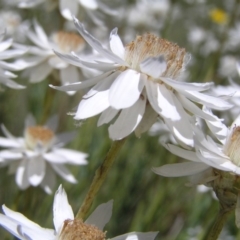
0 0 240 239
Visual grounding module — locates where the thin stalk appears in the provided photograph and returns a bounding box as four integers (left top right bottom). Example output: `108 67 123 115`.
203 208 233 240
76 138 126 220
40 73 59 124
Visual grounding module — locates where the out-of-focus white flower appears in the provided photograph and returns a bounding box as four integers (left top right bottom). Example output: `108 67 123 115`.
0 185 159 240
52 18 232 144
0 115 88 194
18 21 87 93
211 63 240 123
187 27 206 47
0 10 21 36
218 55 238 78
127 0 169 32
0 31 26 89
17 0 118 26
227 22 240 51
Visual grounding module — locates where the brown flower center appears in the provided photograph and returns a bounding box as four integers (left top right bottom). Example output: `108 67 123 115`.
124 33 187 79
224 126 240 166
58 219 106 240
24 126 55 150
53 31 85 53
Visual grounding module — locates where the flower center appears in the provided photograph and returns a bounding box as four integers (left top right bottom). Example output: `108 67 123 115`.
24 126 55 151
52 31 85 53
224 126 240 166
124 33 187 79
58 219 106 240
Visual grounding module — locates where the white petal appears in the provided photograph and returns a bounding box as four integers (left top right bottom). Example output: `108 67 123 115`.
27 156 46 186
145 79 180 120
182 90 233 110
109 69 144 109
50 164 77 183
0 150 22 159
152 162 210 177
15 159 30 190
0 49 26 60
163 94 194 147
161 77 213 92
18 224 55 240
109 28 125 59
40 165 56 194
53 50 117 71
1 124 16 139
109 93 146 140
0 77 25 89
60 0 79 20
97 107 119 126
47 149 88 165
85 200 113 230
48 56 68 69
50 71 113 92
53 185 74 233
161 142 199 162
111 232 159 240
202 106 228 144
0 213 21 238
196 150 232 171
2 205 42 230
79 0 98 9
74 72 119 119
29 62 52 83
33 19 50 48
0 38 12 52
177 94 216 121
140 55 167 78
44 152 68 164
72 17 126 65
0 138 22 148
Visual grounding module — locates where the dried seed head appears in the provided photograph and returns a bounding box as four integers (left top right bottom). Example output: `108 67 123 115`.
124 33 188 79
24 126 55 150
58 219 106 240
224 126 240 167
53 31 85 53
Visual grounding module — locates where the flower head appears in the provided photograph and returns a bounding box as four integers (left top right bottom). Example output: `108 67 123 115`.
19 20 87 91
52 18 232 144
0 30 26 89
0 115 88 194
0 185 159 240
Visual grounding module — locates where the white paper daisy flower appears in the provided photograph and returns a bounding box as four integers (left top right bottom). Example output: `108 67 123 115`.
0 30 26 89
52 17 232 144
16 20 87 93
0 115 88 194
0 185 159 240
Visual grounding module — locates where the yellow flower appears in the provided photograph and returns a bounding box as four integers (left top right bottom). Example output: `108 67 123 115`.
209 8 228 25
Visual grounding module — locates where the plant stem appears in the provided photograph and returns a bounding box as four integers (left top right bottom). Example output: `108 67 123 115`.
75 138 126 220
203 208 233 240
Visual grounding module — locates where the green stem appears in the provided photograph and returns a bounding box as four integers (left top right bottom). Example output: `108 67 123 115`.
203 208 233 240
40 73 59 124
75 138 126 220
